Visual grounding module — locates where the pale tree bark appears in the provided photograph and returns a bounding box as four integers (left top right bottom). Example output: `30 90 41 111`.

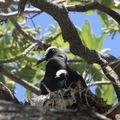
0 100 110 120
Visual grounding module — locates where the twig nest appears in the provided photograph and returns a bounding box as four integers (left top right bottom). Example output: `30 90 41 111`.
30 87 78 110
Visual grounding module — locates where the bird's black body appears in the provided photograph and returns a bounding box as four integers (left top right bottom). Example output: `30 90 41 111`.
36 46 86 95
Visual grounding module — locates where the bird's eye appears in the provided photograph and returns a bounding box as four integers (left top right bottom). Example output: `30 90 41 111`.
49 48 55 53
51 48 55 52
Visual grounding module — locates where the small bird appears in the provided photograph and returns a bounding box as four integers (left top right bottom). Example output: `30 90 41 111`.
36 46 87 95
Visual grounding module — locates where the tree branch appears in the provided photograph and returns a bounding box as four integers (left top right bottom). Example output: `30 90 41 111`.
18 0 27 14
0 8 41 19
104 102 120 119
0 100 110 120
0 43 37 64
100 58 120 102
0 66 41 95
0 82 19 103
45 32 62 43
87 81 112 87
67 2 120 25
102 54 120 79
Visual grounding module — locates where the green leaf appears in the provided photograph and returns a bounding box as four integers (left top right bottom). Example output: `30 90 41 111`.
81 20 106 51
52 34 69 48
81 20 98 50
95 0 103 4
96 87 101 96
113 2 120 11
23 26 41 36
96 0 113 7
25 89 33 98
10 6 17 12
97 32 106 50
91 64 104 82
68 60 87 74
66 1 81 5
15 66 36 82
0 75 5 84
81 20 92 48
101 0 113 7
95 83 115 105
47 23 59 34
5 79 16 94
0 25 4 33
85 10 94 15
6 20 14 31
101 85 115 105
97 11 109 28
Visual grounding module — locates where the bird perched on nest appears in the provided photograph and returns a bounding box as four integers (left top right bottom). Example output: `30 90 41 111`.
35 46 87 95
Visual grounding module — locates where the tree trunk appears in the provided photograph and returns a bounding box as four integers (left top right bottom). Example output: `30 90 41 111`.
0 100 110 120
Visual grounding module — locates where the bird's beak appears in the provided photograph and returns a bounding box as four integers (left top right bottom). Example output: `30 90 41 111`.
35 57 46 66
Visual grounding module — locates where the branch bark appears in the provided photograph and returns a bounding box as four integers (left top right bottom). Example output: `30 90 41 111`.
0 100 110 120
0 82 19 103
0 66 41 95
102 54 120 78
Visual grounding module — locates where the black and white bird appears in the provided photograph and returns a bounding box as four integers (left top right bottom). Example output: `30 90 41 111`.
35 46 87 95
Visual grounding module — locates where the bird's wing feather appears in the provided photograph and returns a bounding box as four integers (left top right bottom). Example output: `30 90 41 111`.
45 57 67 77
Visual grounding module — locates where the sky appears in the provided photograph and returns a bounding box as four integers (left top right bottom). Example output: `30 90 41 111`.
15 10 120 102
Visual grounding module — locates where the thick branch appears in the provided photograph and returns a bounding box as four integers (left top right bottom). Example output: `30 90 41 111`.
67 2 120 25
0 66 41 95
0 82 19 103
104 102 120 119
18 0 27 14
99 58 120 101
0 100 110 120
102 54 120 78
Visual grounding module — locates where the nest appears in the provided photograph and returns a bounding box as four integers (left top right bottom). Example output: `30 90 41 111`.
29 81 111 114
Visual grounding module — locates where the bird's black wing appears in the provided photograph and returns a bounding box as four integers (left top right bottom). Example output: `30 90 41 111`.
67 66 87 88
